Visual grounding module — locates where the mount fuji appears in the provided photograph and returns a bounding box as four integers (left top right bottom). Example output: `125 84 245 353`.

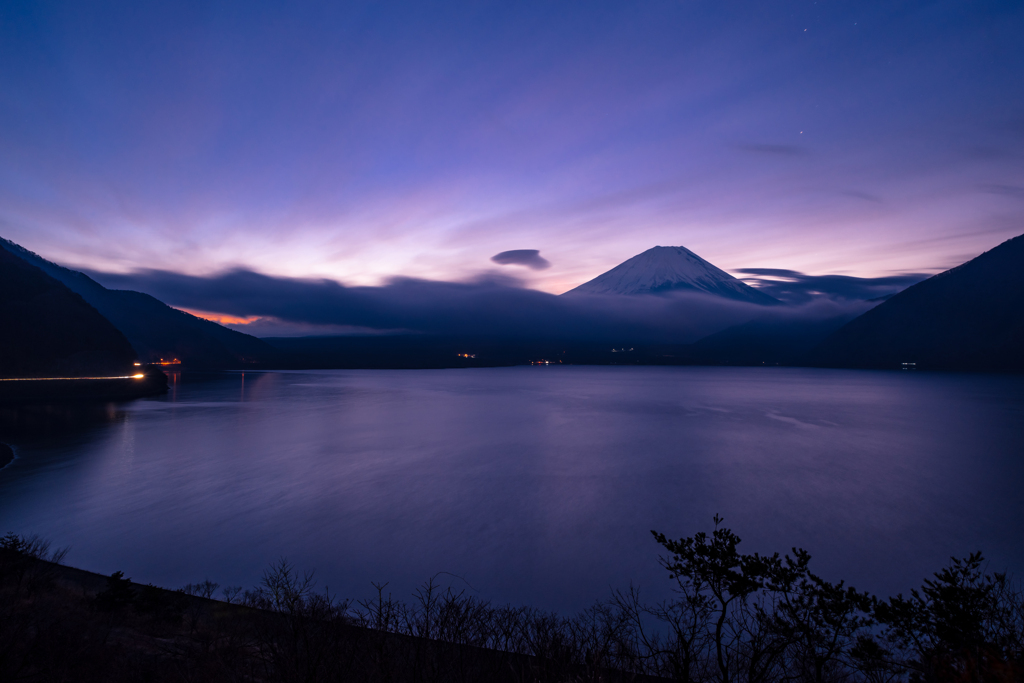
565 245 779 305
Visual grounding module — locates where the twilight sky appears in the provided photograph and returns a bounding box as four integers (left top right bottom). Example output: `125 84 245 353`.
1 0 1022 298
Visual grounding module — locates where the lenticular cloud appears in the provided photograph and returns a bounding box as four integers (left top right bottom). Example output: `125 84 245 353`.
490 250 551 270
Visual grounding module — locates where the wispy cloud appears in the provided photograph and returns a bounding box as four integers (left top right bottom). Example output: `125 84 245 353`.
1 0 1022 286
841 190 883 203
979 184 1024 199
737 144 807 156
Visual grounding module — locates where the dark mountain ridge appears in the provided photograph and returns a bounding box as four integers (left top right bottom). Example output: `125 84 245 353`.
1 238 280 369
0 247 138 378
810 233 1024 371
5 232 1019 374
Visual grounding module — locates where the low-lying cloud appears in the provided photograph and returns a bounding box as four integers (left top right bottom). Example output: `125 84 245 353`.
88 268 792 342
86 265 910 341
737 269 928 304
490 249 551 270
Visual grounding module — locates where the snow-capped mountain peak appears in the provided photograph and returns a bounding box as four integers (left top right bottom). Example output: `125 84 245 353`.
564 246 778 305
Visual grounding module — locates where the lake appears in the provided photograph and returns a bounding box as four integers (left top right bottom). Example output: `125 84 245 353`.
1 366 1023 614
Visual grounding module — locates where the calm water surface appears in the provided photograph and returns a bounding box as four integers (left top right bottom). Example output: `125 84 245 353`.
1 367 1022 613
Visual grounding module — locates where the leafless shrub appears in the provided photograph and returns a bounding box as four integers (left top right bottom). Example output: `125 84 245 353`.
181 579 221 600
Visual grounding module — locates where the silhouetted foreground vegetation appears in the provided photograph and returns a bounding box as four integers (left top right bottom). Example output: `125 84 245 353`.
3 520 1022 682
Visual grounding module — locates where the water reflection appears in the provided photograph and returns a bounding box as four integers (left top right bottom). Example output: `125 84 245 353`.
0 401 125 438
0 367 1022 614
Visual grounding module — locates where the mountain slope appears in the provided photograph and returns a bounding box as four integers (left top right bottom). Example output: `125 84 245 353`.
0 247 138 378
810 233 1024 370
565 246 778 305
0 238 279 369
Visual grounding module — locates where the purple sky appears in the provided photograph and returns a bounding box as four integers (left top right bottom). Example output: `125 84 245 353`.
1 0 1022 298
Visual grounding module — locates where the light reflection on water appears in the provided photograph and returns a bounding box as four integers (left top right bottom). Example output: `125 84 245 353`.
1 366 1022 613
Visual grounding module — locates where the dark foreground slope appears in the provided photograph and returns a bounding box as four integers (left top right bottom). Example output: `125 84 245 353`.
1 238 280 369
811 233 1024 371
1 551 664 683
0 247 137 378
4 525 1023 683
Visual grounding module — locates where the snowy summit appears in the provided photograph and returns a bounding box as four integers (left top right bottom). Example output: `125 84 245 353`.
564 245 778 305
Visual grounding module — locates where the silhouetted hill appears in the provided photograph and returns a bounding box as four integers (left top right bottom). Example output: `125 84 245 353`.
686 314 858 366
0 247 138 378
810 233 1024 371
1 238 280 369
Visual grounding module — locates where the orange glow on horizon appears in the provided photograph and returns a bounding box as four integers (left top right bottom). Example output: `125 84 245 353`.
178 308 261 326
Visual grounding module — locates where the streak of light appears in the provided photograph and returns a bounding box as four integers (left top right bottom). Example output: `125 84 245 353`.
0 375 148 381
